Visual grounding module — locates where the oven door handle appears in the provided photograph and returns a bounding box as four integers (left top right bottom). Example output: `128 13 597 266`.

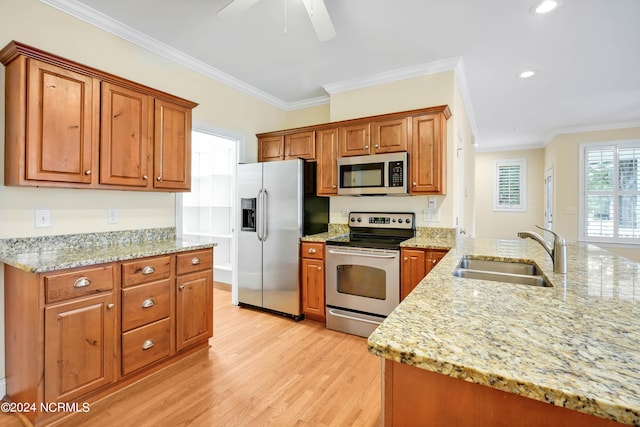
326 249 397 259
328 309 383 326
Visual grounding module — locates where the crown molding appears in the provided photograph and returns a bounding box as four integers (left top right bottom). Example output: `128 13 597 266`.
39 0 293 110
475 142 545 153
548 120 640 142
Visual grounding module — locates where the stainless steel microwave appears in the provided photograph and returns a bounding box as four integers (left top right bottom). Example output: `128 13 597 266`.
337 152 408 195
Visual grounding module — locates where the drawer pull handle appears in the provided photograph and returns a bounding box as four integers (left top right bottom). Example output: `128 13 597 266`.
308 248 317 254
142 339 155 350
141 298 156 308
73 277 91 288
191 257 201 265
142 266 155 275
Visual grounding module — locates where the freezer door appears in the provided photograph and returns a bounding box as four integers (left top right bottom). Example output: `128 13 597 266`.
262 159 303 316
237 163 263 308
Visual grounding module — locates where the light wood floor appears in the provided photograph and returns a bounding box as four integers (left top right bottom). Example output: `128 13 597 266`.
1 283 382 426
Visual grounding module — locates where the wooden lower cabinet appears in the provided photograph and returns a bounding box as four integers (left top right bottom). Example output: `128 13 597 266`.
383 359 624 427
400 248 449 300
3 248 213 425
300 242 326 322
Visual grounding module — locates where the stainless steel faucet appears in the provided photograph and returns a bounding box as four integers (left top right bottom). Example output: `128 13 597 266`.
517 225 567 274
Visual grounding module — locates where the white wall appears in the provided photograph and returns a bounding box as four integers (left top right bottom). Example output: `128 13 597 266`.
474 149 545 239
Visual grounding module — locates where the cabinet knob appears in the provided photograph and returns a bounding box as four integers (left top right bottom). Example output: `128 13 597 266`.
332 185 336 189
412 182 417 186
364 145 369 149
179 285 185 290
156 176 162 181
142 175 148 180
107 303 115 309
142 266 155 275
191 257 201 265
84 170 92 175
374 144 379 148
403 257 408 261
308 248 317 254
73 277 91 288
141 298 156 308
142 339 155 350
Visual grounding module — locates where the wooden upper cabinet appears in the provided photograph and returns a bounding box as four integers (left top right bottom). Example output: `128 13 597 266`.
339 123 370 157
25 58 98 184
285 131 315 160
153 99 191 190
0 40 197 192
258 135 284 162
100 82 152 187
317 128 339 195
371 118 408 154
410 112 448 194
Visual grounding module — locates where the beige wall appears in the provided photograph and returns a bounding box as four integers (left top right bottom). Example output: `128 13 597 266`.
544 127 640 260
327 71 472 229
474 149 545 239
0 0 330 384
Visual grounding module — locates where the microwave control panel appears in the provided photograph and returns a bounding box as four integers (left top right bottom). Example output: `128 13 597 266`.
389 161 404 187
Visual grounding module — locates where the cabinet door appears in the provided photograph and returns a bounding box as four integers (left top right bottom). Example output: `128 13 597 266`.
410 114 446 194
26 59 97 184
258 135 284 162
400 248 427 300
339 123 370 157
301 258 325 322
285 131 315 160
426 249 448 274
154 99 191 190
176 270 213 351
44 293 116 402
317 128 339 195
100 82 152 187
371 118 408 154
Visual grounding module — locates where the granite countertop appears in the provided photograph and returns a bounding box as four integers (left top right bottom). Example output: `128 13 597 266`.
368 237 640 426
0 228 216 273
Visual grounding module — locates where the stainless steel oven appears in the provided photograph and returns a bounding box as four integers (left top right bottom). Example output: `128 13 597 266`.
325 212 415 337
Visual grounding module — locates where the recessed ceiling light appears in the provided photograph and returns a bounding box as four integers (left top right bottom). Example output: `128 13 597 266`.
530 0 562 14
519 70 536 78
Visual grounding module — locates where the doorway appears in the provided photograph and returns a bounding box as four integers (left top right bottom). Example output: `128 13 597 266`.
176 130 238 285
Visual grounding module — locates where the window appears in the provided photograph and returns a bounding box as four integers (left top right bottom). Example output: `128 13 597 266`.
581 141 640 243
493 159 526 211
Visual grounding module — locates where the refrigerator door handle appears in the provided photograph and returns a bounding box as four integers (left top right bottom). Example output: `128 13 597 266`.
262 189 269 242
257 189 264 241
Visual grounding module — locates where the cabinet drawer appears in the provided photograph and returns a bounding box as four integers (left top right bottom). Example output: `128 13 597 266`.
176 250 213 275
301 242 324 260
122 318 171 375
45 265 115 304
122 255 171 288
121 279 171 332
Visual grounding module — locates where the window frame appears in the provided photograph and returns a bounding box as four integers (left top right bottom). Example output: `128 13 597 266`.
493 158 526 212
579 140 640 244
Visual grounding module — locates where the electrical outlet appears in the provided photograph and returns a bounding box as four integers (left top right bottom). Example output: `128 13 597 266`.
35 209 51 228
108 209 119 224
424 212 440 222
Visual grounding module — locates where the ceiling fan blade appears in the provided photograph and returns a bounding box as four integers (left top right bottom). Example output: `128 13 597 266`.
302 0 336 41
218 0 262 18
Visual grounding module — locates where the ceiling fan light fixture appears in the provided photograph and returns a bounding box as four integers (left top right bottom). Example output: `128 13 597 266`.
530 0 562 14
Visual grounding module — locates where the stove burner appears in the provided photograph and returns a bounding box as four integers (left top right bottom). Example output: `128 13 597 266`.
327 212 416 250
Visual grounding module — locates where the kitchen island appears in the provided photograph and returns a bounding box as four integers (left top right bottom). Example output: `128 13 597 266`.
369 237 640 426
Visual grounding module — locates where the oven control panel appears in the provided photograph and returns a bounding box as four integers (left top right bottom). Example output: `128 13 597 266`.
348 212 415 229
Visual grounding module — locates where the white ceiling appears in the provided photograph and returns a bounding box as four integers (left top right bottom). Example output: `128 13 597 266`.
42 0 640 151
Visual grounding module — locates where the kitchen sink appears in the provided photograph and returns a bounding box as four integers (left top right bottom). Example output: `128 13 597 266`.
452 256 552 287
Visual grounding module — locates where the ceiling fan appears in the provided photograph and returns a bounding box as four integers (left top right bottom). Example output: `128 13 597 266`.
218 0 336 41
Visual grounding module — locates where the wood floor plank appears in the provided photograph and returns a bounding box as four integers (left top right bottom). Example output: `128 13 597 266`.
0 283 381 426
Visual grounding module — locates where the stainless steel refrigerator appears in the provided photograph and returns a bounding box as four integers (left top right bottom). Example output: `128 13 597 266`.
238 159 328 319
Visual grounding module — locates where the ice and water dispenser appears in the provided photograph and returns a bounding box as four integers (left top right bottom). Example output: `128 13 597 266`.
241 198 256 232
